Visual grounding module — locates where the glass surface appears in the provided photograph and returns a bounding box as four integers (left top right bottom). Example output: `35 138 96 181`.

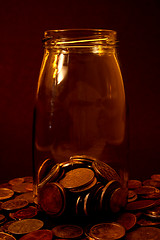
32 29 128 220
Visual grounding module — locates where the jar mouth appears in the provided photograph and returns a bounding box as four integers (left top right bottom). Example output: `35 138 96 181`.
43 29 117 48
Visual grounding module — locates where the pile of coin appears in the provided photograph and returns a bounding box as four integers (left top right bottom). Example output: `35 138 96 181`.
38 156 128 219
0 161 160 239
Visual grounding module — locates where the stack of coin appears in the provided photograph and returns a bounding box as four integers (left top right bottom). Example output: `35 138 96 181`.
38 157 127 219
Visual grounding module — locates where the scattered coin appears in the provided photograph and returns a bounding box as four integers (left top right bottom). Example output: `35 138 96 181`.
125 199 156 211
126 226 160 240
8 219 44 235
89 222 125 240
137 217 160 226
0 188 14 200
25 183 33 192
116 212 137 231
128 180 142 189
12 183 32 193
9 178 24 186
0 232 16 240
52 224 83 239
92 160 120 183
59 168 95 189
39 182 66 216
1 199 28 211
10 206 38 220
127 190 138 202
0 214 6 223
23 176 33 183
143 179 160 188
15 192 34 203
141 192 160 199
135 186 160 195
145 206 160 219
151 174 160 182
19 229 53 240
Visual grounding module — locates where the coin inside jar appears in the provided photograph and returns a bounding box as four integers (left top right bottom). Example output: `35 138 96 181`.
92 160 120 183
39 182 66 216
89 222 125 240
59 168 95 190
52 224 83 239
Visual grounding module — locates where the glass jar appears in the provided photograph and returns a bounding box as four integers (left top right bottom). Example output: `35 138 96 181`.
32 29 128 221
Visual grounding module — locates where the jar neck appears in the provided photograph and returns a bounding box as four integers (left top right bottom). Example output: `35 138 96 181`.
43 29 117 53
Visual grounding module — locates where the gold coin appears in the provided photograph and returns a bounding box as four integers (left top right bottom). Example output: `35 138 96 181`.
8 219 44 235
1 199 28 211
126 226 160 240
59 168 95 189
92 160 120 183
0 232 16 240
0 188 14 200
135 186 160 195
125 199 156 211
52 224 83 239
90 222 125 240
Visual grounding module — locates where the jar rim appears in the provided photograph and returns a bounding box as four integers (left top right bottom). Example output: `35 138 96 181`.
43 29 117 48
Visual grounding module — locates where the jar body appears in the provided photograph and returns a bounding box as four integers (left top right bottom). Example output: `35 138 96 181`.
33 30 128 218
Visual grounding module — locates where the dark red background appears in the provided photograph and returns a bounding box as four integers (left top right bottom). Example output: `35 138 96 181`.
0 0 159 183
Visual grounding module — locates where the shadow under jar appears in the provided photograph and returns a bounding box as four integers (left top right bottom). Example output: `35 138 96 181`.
32 29 128 222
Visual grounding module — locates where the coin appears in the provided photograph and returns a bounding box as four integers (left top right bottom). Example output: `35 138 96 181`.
0 232 16 240
110 187 128 213
135 186 160 195
1 199 28 211
10 206 38 220
92 160 120 183
12 183 32 193
15 192 34 203
151 174 160 181
116 212 137 230
145 206 160 219
90 222 125 240
141 192 160 199
0 188 14 200
128 180 142 189
39 182 66 216
52 224 83 239
143 179 160 188
38 163 61 188
8 219 44 235
126 226 160 240
9 178 24 186
0 214 5 223
125 199 156 211
99 180 121 212
137 217 160 226
70 177 97 193
59 168 95 189
23 176 33 183
19 229 53 240
83 182 104 216
25 183 33 192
